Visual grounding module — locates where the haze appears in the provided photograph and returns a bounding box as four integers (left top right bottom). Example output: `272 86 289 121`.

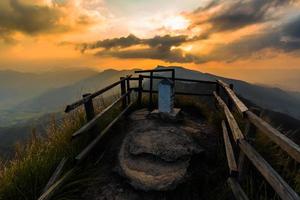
0 0 300 91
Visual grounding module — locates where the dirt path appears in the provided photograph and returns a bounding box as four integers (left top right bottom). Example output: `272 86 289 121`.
80 108 229 200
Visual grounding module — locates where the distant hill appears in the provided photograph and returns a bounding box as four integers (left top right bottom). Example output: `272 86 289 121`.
12 69 138 113
0 66 299 159
0 68 98 109
155 66 300 120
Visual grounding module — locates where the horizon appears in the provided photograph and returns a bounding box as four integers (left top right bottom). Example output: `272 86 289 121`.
0 0 300 91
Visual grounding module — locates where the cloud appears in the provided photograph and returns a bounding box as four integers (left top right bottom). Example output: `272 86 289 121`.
206 14 300 62
0 0 66 39
79 34 190 51
97 46 204 64
80 34 205 63
188 0 295 35
77 0 300 65
0 0 109 43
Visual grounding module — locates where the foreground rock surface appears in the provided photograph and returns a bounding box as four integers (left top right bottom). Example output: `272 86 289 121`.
118 109 204 191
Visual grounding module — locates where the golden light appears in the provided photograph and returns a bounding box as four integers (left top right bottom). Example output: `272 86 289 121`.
163 15 189 31
181 45 193 52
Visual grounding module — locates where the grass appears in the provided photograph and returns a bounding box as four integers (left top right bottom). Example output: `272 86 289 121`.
0 110 86 200
0 93 123 200
0 92 299 200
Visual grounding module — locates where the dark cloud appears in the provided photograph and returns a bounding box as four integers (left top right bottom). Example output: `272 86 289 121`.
80 34 204 64
79 34 190 52
0 0 66 41
97 46 204 64
80 34 141 51
79 0 300 64
207 14 300 62
190 0 295 33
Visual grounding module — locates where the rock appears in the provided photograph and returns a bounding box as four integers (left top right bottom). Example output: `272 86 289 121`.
118 109 204 191
128 127 202 162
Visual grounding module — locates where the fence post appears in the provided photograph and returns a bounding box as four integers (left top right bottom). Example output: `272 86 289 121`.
138 75 143 105
126 76 131 104
228 84 234 111
82 93 95 122
149 71 153 111
216 83 220 95
171 69 175 82
238 107 261 183
120 77 127 108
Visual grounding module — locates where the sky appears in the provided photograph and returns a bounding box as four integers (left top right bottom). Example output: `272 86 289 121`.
0 0 300 90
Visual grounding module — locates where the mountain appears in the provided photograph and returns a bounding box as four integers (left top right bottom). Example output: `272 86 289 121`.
12 69 139 113
155 66 300 120
0 69 138 156
1 66 299 159
0 68 97 109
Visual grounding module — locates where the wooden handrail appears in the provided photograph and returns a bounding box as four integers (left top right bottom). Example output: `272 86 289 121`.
38 167 77 200
142 90 213 96
214 92 244 142
72 91 131 139
217 80 248 115
141 75 217 84
65 76 132 113
42 157 68 193
239 139 300 200
246 111 300 163
134 69 174 73
222 121 238 175
75 102 134 162
227 177 249 200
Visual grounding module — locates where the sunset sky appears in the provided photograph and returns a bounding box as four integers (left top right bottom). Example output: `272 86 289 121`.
0 0 300 90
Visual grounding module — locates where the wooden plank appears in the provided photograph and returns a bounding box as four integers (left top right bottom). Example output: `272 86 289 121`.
246 111 300 163
238 109 261 182
227 177 249 200
135 69 174 73
141 75 217 84
126 76 131 104
142 90 213 96
120 77 127 108
149 72 153 111
82 93 95 122
214 92 244 142
65 76 132 113
72 91 130 138
138 75 143 105
239 139 300 200
218 79 230 88
217 80 248 115
222 121 238 175
42 157 68 193
38 168 76 200
75 102 134 162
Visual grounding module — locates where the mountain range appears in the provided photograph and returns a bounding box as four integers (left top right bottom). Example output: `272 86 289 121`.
0 66 299 158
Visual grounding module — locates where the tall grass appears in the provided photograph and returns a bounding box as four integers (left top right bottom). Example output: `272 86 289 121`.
0 111 86 200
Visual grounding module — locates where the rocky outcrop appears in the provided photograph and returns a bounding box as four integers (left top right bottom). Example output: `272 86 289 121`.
118 109 204 191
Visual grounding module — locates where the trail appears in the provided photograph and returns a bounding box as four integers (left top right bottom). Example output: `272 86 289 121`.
79 108 228 200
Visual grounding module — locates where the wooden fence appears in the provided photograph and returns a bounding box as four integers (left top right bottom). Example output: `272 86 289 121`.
38 69 300 200
215 80 300 200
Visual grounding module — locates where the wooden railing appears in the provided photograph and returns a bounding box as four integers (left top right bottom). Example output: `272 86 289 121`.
215 80 300 200
38 69 300 200
38 75 134 200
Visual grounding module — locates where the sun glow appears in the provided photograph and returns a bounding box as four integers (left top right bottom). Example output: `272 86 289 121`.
163 15 189 31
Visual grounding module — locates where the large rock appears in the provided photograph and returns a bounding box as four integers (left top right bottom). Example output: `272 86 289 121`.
118 109 204 191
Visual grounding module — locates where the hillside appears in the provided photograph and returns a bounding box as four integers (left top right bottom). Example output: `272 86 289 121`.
13 69 139 113
0 69 98 109
1 66 300 160
155 66 300 120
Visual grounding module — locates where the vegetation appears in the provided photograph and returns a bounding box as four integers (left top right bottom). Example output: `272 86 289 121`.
0 110 86 200
0 93 299 200
0 93 122 200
